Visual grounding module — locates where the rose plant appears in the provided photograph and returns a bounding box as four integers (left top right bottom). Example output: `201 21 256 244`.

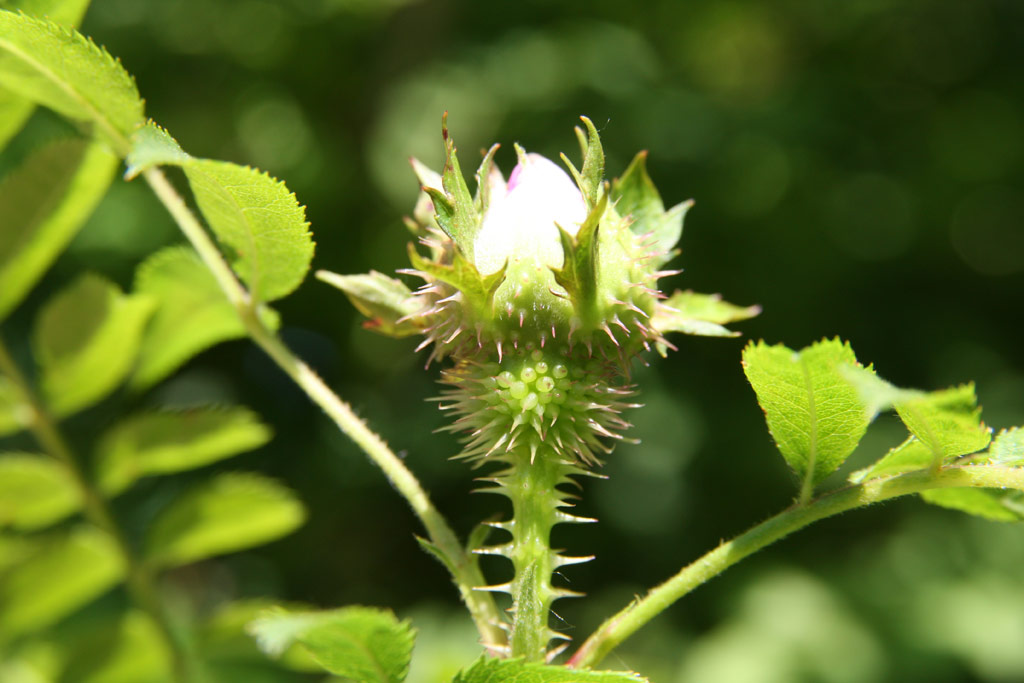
1 5 1023 683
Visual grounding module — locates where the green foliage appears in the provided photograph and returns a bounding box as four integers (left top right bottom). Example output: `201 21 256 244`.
130 246 259 389
60 610 171 683
847 373 992 466
0 0 92 149
144 472 305 568
126 123 314 303
0 10 144 150
249 606 415 682
0 452 79 530
0 372 24 436
850 437 933 483
742 338 872 494
316 269 423 338
989 427 1024 467
32 272 154 416
920 488 1024 523
0 525 123 637
0 138 118 322
0 85 32 150
95 406 273 496
453 657 649 683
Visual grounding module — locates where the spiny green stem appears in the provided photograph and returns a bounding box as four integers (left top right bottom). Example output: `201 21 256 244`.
568 464 1024 669
139 167 506 650
500 447 580 661
0 335 197 683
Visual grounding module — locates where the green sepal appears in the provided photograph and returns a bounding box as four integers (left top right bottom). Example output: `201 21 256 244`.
439 121 480 260
453 657 650 683
407 243 505 321
249 605 416 683
611 151 691 265
652 290 760 354
560 116 605 209
0 452 79 531
742 338 873 493
475 142 502 215
316 269 423 338
0 138 118 323
33 273 155 417
552 193 606 325
95 406 273 496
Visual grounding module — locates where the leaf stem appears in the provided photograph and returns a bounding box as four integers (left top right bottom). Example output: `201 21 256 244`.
0 334 197 682
568 464 1024 669
139 167 506 650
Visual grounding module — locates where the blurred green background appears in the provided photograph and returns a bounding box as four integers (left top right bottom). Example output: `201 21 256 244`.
4 0 1024 680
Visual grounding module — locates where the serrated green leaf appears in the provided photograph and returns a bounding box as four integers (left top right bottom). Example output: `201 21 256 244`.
125 122 315 302
0 525 124 636
33 273 155 416
0 0 95 150
184 160 314 302
96 406 273 496
0 138 118 322
0 452 79 530
453 657 649 683
123 120 189 178
611 151 691 265
0 11 145 151
552 194 605 325
894 384 991 464
249 606 415 683
920 488 1024 523
989 427 1024 466
130 246 273 390
651 290 760 351
2 0 93 26
742 339 872 495
144 472 305 568
407 243 504 321
849 436 933 484
316 269 423 338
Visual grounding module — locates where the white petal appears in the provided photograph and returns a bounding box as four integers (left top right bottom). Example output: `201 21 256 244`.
474 153 586 276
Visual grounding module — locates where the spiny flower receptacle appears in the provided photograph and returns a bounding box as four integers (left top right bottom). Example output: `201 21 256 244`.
319 116 758 660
